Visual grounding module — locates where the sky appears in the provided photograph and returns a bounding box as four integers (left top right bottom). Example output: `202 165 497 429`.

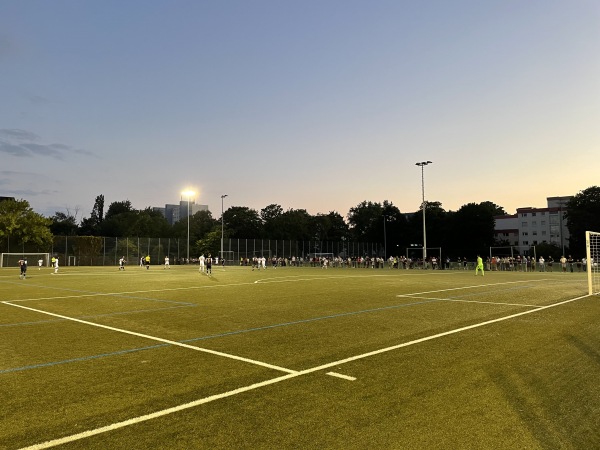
1 0 599 221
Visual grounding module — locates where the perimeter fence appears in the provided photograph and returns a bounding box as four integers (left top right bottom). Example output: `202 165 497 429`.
0 236 384 266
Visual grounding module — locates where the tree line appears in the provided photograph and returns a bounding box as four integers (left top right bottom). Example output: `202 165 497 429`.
1 187 600 259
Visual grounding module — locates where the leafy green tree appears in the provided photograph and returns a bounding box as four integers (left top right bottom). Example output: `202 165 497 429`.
0 199 53 252
312 211 349 242
79 195 105 235
104 200 133 220
172 210 217 243
50 211 79 236
223 206 263 238
261 204 284 238
195 229 221 256
406 201 447 254
565 186 600 256
446 202 498 257
347 201 384 241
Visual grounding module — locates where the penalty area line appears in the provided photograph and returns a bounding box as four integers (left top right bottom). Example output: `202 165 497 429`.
1 301 297 375
17 292 590 449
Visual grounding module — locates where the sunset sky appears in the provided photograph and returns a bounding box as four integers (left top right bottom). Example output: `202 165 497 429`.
2 0 598 220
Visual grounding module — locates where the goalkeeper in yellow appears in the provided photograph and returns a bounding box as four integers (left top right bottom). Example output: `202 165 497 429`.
475 255 485 276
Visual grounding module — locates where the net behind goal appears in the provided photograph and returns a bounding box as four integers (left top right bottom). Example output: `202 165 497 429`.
586 231 600 296
0 253 50 268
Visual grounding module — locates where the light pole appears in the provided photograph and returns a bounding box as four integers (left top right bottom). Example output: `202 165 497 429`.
221 194 228 264
415 161 432 267
383 215 388 260
181 189 195 264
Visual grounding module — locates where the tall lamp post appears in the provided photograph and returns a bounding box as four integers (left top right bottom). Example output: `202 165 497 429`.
221 194 228 263
383 215 388 260
415 161 432 267
181 189 195 264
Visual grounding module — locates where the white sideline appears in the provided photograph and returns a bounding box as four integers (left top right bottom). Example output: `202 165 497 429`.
16 292 591 450
1 301 297 375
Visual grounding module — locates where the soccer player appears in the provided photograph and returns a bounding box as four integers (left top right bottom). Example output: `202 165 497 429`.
119 256 126 270
205 253 212 276
53 256 59 274
19 257 27 279
475 255 484 276
164 256 170 269
199 254 205 273
38 258 43 270
145 255 150 270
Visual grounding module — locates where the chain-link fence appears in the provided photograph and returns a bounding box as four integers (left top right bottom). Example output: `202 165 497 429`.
0 236 383 266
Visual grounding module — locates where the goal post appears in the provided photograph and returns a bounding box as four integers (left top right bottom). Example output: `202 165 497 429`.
0 253 50 268
586 231 599 296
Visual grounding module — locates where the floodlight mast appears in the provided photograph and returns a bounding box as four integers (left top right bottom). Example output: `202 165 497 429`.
181 189 196 264
221 194 228 263
415 161 432 266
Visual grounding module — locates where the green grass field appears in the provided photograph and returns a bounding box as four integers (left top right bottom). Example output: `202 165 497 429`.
1 264 599 449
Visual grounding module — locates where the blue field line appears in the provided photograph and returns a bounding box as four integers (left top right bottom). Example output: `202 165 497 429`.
0 279 195 306
0 304 197 328
1 298 439 374
181 298 441 344
0 343 169 374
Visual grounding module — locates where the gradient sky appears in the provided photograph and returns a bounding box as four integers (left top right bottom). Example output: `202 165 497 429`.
2 0 599 221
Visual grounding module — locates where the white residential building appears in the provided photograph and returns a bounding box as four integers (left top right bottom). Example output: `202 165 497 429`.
494 196 571 254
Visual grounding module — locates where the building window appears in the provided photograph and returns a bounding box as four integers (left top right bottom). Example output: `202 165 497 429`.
522 213 528 217
541 221 546 226
532 221 537 227
532 231 537 236
522 222 528 227
522 232 528 236
523 241 529 245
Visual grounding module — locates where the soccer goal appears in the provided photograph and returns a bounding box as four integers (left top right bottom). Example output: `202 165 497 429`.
586 231 600 295
0 252 50 268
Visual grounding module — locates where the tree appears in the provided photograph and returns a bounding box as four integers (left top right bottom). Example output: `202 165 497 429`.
312 211 350 242
50 211 79 236
261 204 284 238
0 199 53 252
223 206 263 238
565 186 600 257
446 202 498 257
347 201 384 241
79 195 104 235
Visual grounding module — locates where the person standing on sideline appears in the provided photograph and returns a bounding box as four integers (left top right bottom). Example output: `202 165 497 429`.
560 256 567 272
475 255 484 276
205 253 212 276
145 255 150 270
538 256 545 272
567 255 574 272
199 254 205 273
19 257 27 279
53 256 59 274
164 256 170 269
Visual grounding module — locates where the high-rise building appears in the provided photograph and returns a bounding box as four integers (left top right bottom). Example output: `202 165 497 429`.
153 200 208 225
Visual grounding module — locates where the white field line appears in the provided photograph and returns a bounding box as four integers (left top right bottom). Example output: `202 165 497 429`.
17 292 591 450
326 372 357 381
1 301 297 375
397 295 542 308
6 275 380 303
397 279 551 298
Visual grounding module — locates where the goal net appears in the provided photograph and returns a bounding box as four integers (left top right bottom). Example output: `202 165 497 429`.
0 253 50 268
586 231 600 295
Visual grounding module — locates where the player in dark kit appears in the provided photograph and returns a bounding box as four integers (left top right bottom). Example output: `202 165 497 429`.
19 257 28 279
